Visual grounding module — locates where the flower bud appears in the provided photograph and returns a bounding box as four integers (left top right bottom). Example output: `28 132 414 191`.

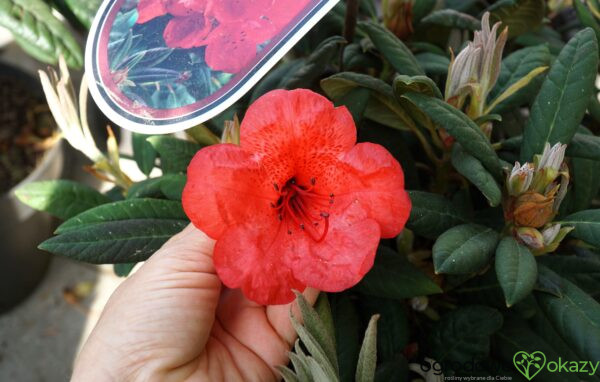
516 227 544 250
512 191 555 228
538 142 567 172
383 0 414 40
221 115 240 145
507 161 534 196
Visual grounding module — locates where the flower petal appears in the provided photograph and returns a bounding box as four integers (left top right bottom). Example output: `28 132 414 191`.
341 142 411 238
203 23 264 73
214 219 306 305
182 144 277 239
136 0 166 23
163 14 212 49
240 89 357 185
212 0 274 22
165 0 209 16
287 201 381 292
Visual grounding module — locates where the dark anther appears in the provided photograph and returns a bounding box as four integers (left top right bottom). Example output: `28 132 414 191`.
300 223 305 230
287 230 292 235
310 177 316 185
278 213 283 221
273 183 279 191
320 212 330 218
329 193 334 198
290 178 296 184
270 202 276 208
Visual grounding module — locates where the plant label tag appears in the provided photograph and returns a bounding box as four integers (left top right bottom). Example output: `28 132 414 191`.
86 0 339 134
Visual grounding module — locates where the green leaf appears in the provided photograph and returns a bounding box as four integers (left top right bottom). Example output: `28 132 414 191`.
127 174 186 200
355 246 442 298
539 255 600 298
333 87 371 124
56 199 186 234
0 0 83 68
520 28 599 162
451 144 502 207
495 237 538 307
132 133 157 176
355 314 379 382
489 0 545 38
567 133 600 161
486 66 548 114
64 0 101 29
39 219 187 263
414 52 450 76
147 136 202 173
185 124 220 146
420 9 481 30
15 180 111 220
559 209 600 248
294 291 339 375
406 191 470 239
429 305 503 363
359 297 408 363
113 263 136 277
359 20 423 76
574 0 600 45
283 36 346 89
536 276 600 361
403 92 502 177
568 143 600 213
433 224 500 274
250 60 305 102
488 45 552 114
290 310 339 381
392 74 442 99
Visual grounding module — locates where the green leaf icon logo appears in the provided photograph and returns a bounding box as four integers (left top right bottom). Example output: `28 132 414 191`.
513 351 546 380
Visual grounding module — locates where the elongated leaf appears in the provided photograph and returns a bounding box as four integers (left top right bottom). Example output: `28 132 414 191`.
495 237 537 307
127 174 186 200
15 180 111 220
429 305 503 363
421 9 481 30
489 0 544 38
520 28 599 161
415 52 450 76
294 291 339 374
147 136 202 173
406 191 469 239
56 199 186 233
276 365 299 382
568 129 600 212
393 75 442 99
574 0 600 44
284 36 345 89
39 219 187 263
485 66 548 114
290 312 339 381
359 20 423 76
568 133 600 161
451 145 502 207
539 255 600 298
355 315 379 382
64 0 101 29
132 133 157 176
537 275 600 361
185 124 220 146
403 92 502 177
0 0 83 68
559 209 600 248
433 224 500 274
359 297 408 363
356 246 442 298
488 45 551 113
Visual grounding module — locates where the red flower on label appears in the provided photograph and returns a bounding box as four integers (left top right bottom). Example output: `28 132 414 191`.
183 89 411 305
136 0 310 73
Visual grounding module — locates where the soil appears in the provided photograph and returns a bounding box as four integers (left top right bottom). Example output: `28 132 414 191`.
0 75 57 193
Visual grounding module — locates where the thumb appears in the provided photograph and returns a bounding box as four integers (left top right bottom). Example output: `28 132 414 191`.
74 224 220 379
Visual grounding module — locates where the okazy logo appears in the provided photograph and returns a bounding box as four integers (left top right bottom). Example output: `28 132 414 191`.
513 351 599 380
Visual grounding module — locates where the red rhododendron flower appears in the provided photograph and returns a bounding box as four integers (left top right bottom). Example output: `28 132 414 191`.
182 89 411 305
136 0 311 73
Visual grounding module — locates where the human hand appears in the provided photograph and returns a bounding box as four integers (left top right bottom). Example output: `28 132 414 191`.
72 224 319 381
